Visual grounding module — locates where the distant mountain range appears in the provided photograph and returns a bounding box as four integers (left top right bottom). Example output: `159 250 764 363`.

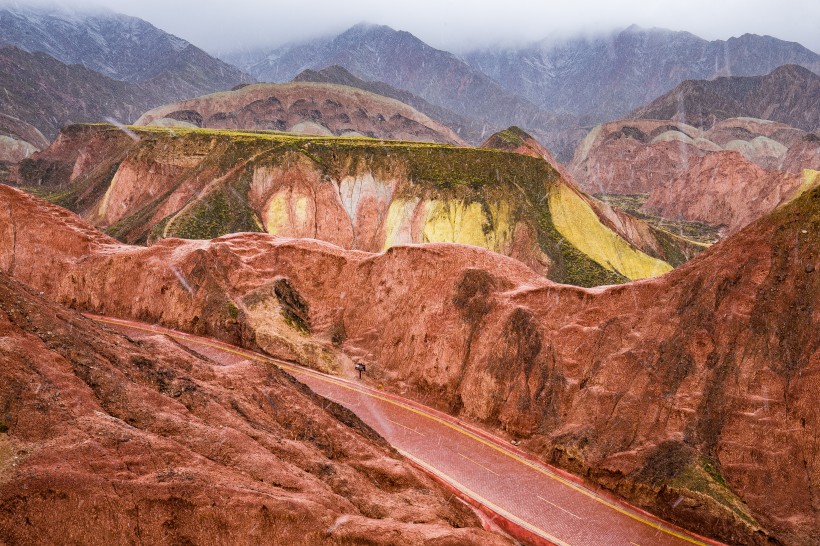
228 23 573 150
0 4 251 143
464 25 820 124
1 5 818 164
0 4 250 96
229 23 820 159
631 64 820 131
0 46 161 139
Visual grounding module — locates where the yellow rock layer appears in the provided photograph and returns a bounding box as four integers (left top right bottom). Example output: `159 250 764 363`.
426 200 512 251
549 183 673 280
783 169 820 205
382 198 514 253
96 168 120 221
294 194 310 226
382 198 419 249
264 191 312 237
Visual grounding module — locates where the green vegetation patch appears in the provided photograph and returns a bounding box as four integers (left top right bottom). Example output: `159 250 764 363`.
596 193 720 244
25 158 123 212
489 126 530 148
274 278 310 334
167 185 262 240
650 226 706 267
635 440 757 526
105 194 170 243
408 146 555 191
124 123 559 192
669 457 757 526
225 301 240 320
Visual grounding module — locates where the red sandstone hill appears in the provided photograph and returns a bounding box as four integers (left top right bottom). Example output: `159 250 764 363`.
480 126 700 262
569 117 819 233
480 125 562 170
135 82 466 145
7 123 702 287
1 175 817 545
0 269 507 545
642 150 803 230
293 65 487 145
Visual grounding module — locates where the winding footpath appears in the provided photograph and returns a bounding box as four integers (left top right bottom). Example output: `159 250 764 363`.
92 315 724 546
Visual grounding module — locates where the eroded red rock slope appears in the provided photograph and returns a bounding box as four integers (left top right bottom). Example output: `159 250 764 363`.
570 117 818 233
1 183 817 545
0 266 508 545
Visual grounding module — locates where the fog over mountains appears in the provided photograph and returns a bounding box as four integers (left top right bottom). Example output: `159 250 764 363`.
226 22 819 157
1 1 818 160
60 0 820 59
0 3 249 98
232 23 820 122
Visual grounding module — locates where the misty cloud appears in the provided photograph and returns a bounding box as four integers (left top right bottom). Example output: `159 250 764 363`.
5 0 820 56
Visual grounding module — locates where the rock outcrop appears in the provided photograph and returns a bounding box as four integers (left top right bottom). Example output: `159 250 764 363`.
0 113 48 164
1 179 818 545
136 82 467 145
0 267 507 545
642 150 803 230
570 117 820 233
8 124 702 286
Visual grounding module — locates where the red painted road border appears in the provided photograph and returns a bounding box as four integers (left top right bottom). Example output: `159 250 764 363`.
89 314 727 546
401 453 558 546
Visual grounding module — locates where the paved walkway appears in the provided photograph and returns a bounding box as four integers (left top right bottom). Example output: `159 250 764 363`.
94 315 723 546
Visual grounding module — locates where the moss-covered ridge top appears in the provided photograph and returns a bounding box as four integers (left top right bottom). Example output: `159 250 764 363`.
89 123 458 150
31 123 698 287
81 123 561 191
489 126 531 147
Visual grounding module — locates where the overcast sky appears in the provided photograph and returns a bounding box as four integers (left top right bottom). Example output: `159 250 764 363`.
23 0 820 55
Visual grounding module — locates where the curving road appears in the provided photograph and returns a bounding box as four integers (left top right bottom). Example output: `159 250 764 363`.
93 315 724 546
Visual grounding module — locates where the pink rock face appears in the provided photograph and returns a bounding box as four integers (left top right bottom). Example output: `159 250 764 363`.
8 124 703 282
578 137 707 194
94 159 192 227
643 150 803 232
1 182 818 545
783 136 820 173
570 118 819 233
